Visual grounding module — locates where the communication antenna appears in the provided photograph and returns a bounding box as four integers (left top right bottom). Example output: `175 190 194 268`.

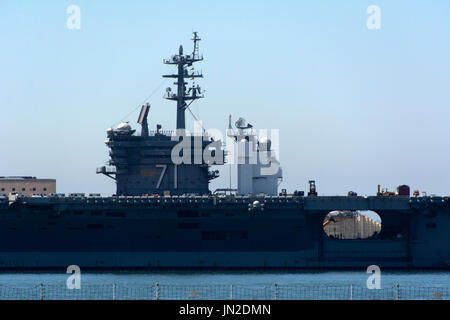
192 31 201 60
163 32 204 129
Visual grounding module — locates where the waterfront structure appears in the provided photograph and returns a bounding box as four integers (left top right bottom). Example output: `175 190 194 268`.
0 177 56 197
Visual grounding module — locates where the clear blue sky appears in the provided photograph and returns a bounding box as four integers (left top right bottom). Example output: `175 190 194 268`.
0 0 449 196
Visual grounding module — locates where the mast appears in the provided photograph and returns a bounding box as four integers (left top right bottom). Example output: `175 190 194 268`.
163 32 204 130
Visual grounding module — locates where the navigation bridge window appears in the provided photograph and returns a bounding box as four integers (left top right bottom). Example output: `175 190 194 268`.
323 211 382 240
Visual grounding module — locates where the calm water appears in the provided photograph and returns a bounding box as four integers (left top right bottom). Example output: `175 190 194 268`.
0 270 448 288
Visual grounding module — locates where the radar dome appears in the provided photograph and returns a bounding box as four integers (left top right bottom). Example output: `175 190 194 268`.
117 122 131 131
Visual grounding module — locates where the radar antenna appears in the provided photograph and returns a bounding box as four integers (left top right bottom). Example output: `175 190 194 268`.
137 103 150 137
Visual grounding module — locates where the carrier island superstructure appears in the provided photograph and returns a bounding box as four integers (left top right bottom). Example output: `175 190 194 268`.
0 33 449 269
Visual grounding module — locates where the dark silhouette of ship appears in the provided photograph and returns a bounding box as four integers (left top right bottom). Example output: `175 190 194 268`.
0 33 449 269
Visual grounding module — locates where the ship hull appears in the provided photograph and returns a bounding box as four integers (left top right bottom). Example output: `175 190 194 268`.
0 196 448 269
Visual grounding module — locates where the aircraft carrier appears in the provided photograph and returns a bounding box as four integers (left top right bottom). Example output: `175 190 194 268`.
0 33 449 269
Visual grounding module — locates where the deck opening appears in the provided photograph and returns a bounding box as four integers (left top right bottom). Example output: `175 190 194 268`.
323 210 381 239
